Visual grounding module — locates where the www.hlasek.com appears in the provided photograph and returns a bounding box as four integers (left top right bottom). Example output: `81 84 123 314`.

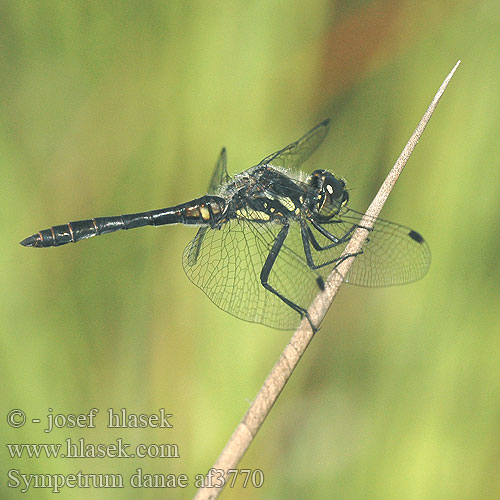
7 438 179 459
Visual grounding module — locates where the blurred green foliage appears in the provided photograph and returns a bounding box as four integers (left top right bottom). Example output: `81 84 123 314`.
1 1 499 499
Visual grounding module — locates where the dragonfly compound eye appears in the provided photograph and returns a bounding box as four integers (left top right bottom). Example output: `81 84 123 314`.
313 173 346 218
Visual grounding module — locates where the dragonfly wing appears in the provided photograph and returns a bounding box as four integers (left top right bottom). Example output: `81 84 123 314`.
258 119 330 170
187 149 230 259
185 226 209 267
311 208 431 287
182 213 327 330
182 208 429 329
207 147 230 194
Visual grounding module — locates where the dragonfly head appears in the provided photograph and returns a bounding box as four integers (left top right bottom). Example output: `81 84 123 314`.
308 169 348 219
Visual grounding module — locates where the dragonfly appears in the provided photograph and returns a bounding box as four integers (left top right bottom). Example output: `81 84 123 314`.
20 120 430 331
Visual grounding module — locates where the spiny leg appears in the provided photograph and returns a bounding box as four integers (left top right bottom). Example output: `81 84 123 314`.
260 223 318 333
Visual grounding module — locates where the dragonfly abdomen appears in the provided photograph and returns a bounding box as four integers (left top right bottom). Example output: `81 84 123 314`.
20 214 159 248
20 196 226 247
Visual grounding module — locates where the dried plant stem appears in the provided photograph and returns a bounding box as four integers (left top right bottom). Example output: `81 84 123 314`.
193 60 461 500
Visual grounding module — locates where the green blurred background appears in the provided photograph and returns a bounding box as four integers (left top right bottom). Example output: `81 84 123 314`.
1 1 499 499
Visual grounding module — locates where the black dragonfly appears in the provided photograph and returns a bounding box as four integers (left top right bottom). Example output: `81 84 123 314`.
21 120 430 330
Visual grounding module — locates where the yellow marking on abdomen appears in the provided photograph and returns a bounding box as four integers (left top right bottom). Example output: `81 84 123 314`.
200 206 211 221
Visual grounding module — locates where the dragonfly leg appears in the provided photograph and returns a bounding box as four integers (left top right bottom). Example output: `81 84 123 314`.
260 223 318 333
309 219 362 248
301 222 363 271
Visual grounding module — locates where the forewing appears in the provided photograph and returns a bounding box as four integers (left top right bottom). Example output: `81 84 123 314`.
182 215 326 330
309 208 431 287
258 119 330 170
207 147 230 194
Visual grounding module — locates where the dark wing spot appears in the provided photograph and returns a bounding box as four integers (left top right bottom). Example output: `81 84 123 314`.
408 230 424 243
316 276 325 291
